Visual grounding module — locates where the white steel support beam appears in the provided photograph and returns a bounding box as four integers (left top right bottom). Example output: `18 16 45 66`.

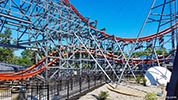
88 30 120 81
73 31 112 82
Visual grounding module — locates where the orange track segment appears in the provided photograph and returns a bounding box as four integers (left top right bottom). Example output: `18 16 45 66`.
63 0 178 42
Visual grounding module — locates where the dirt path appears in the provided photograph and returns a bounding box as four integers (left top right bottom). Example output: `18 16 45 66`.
78 83 166 100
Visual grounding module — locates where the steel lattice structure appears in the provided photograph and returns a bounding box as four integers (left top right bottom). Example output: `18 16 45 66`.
0 0 177 85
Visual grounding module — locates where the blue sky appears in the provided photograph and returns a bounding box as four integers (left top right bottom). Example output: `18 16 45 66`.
13 0 176 56
70 0 152 38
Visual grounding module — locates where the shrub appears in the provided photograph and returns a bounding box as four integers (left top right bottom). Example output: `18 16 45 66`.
98 91 109 100
136 75 142 83
142 77 147 86
145 92 157 100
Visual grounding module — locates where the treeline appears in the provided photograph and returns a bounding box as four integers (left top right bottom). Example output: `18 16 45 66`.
0 29 34 66
133 47 168 57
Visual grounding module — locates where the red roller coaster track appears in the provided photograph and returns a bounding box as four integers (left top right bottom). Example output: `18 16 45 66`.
0 48 172 80
63 0 178 42
0 0 176 80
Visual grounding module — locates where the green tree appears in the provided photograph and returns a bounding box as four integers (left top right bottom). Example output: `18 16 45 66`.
0 29 14 63
18 57 33 66
0 48 13 63
155 48 168 55
133 51 146 57
0 28 35 66
20 49 35 66
133 47 168 57
0 28 11 44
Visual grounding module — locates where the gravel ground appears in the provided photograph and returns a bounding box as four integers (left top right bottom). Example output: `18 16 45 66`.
78 82 166 100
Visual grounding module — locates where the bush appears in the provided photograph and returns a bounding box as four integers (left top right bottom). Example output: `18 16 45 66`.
145 92 157 100
136 75 142 83
98 91 109 100
142 77 147 86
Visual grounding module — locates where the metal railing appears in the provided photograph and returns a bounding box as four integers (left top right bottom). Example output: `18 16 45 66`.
25 72 110 100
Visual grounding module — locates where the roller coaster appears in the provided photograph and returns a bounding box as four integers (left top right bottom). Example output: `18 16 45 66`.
0 0 178 99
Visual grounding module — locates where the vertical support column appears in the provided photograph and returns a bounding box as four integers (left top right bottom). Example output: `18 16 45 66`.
111 40 116 81
67 78 69 100
87 74 90 89
59 79 62 91
47 84 49 100
166 46 178 99
37 82 39 99
31 86 33 100
45 0 49 84
79 75 82 93
70 77 73 90
169 0 177 50
79 48 82 93
57 80 59 95
45 2 50 99
94 72 96 86
100 73 102 84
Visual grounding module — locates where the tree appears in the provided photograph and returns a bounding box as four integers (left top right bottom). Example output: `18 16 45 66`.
18 57 33 66
133 47 168 57
0 48 13 63
155 48 168 55
0 28 36 66
20 49 35 66
133 50 148 57
0 29 14 63
0 28 11 44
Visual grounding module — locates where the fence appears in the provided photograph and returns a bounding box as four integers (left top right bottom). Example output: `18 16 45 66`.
25 72 109 100
0 69 144 100
0 71 116 100
0 88 11 100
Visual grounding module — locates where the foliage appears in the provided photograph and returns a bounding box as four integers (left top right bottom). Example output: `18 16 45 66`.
136 75 142 83
133 47 168 57
17 49 37 66
133 48 151 57
133 51 147 57
155 48 168 55
0 28 11 44
142 77 147 86
144 92 157 100
18 57 33 66
0 29 34 66
0 48 14 63
98 91 109 100
5 51 34 66
0 29 14 63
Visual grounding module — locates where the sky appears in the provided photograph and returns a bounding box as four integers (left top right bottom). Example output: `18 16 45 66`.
70 0 153 38
12 0 176 56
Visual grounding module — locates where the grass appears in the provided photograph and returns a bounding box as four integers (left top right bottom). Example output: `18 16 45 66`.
135 75 147 86
136 75 142 84
144 92 157 100
98 91 109 100
142 77 147 86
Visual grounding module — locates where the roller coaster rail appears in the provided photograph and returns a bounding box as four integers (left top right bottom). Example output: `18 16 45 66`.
0 0 177 99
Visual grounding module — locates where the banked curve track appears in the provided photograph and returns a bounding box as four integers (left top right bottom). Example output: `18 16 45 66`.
0 0 176 80
63 0 178 42
0 46 173 80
